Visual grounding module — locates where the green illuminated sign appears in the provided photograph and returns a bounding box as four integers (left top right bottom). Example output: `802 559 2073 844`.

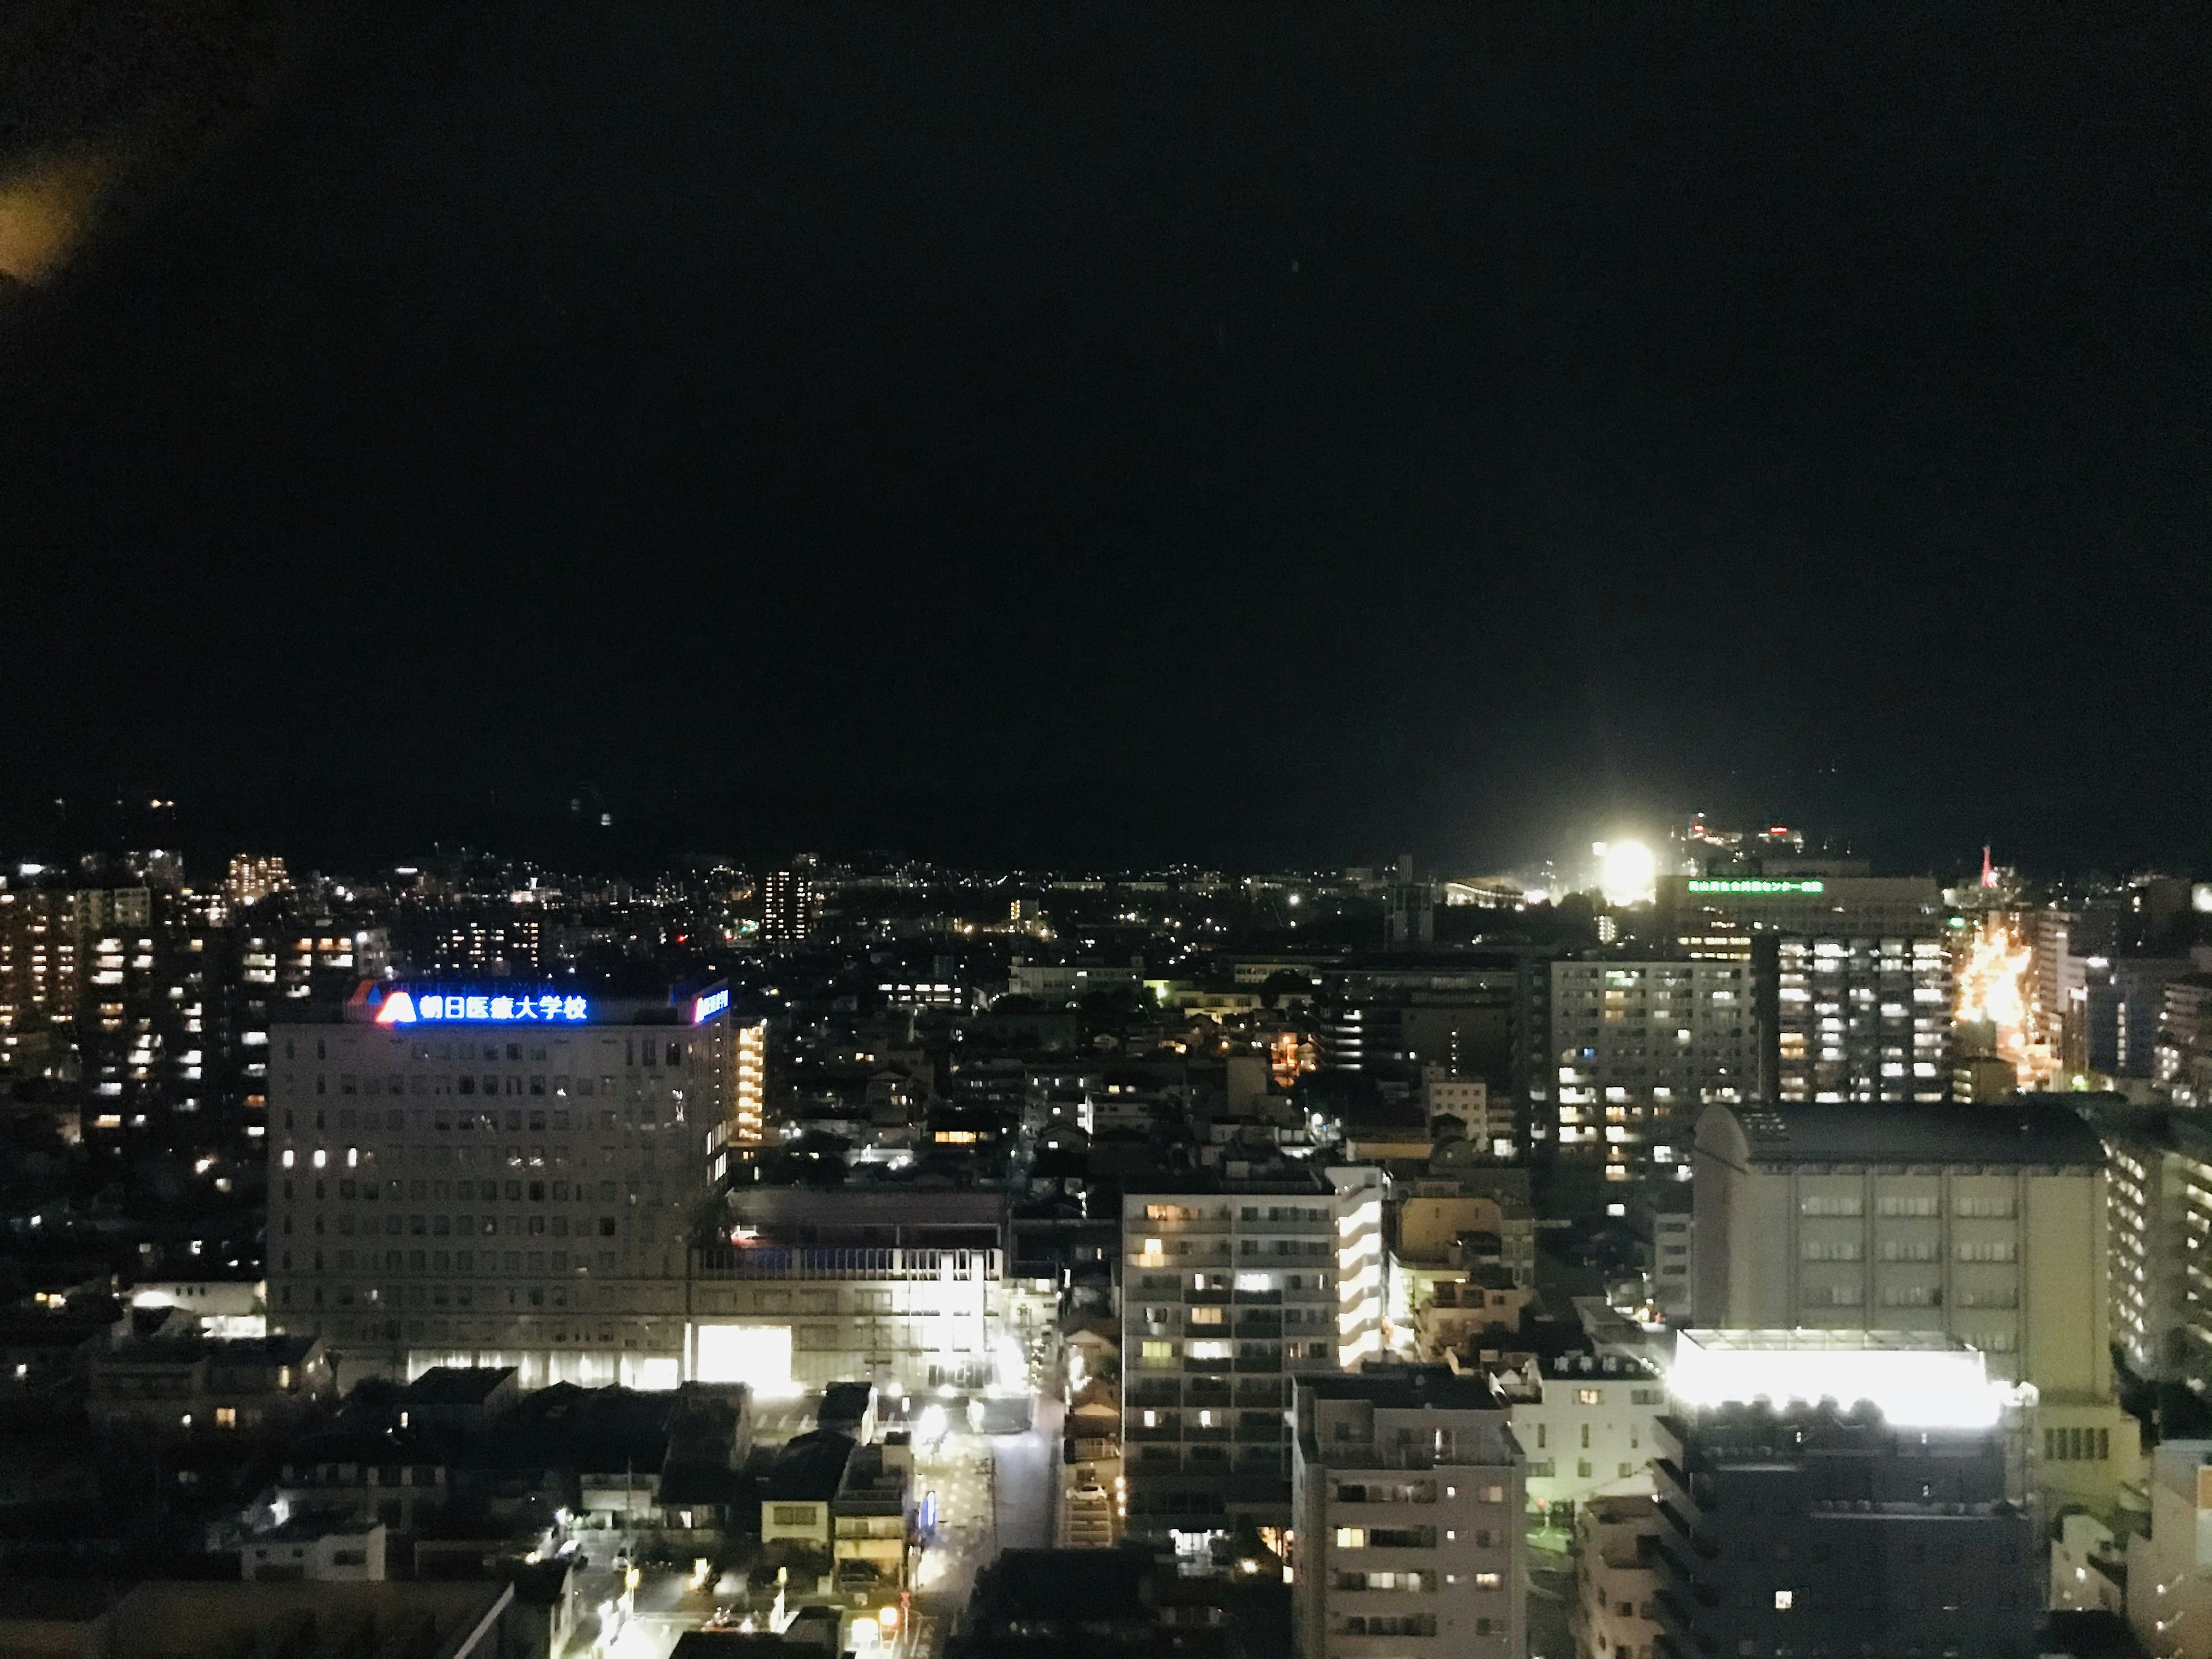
1685 878 1826 895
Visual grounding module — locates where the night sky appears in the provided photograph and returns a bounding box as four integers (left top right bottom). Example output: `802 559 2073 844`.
2 1 2206 874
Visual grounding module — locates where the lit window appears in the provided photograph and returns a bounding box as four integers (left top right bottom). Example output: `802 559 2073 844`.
1475 1573 1501 1589
1775 1591 1794 1611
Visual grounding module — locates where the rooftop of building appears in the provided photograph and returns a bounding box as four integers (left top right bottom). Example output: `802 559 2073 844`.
1711 1097 2105 1168
402 1366 517 1406
1297 1366 1501 1412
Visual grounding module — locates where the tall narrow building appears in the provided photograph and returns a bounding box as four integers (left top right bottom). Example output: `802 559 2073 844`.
1120 1167 1384 1539
1290 1368 1525 1659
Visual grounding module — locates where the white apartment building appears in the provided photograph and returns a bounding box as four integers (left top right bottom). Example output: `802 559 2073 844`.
267 980 733 1388
1548 960 1755 1181
1120 1168 1384 1536
1494 1352 1664 1513
1290 1368 1525 1659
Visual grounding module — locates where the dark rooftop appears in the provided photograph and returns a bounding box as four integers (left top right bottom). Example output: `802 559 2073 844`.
1298 1365 1501 1411
403 1366 517 1405
1720 1097 2104 1168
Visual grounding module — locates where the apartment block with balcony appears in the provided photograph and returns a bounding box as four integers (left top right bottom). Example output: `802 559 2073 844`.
1120 1168 1384 1536
1548 961 1755 1183
1290 1368 1525 1659
1773 937 1949 1104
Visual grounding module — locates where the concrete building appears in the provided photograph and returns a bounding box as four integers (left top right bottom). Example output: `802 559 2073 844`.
1492 1351 1665 1514
1119 1168 1385 1535
693 1186 1041 1398
1692 1099 2137 1512
2159 973 2212 1108
1290 1368 1525 1659
1772 935 1950 1104
2126 1440 2212 1659
1570 1495 1660 1659
1548 960 1755 1183
760 867 820 944
241 1520 387 1582
267 978 733 1388
1660 873 1946 938
1652 1331 2037 1659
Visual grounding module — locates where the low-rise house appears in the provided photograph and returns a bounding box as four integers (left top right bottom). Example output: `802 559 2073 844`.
832 1440 913 1608
89 1334 331 1436
242 1520 387 1582
761 1431 856 1549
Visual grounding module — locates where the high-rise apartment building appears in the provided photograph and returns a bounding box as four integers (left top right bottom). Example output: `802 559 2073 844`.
1653 1331 2036 1659
731 1019 767 1147
760 867 820 944
1772 936 1949 1104
227 855 292 908
1692 1099 2136 1510
2099 1105 2212 1389
0 883 80 1078
1290 1368 1524 1659
1547 960 1756 1181
267 978 732 1388
1120 1168 1384 1535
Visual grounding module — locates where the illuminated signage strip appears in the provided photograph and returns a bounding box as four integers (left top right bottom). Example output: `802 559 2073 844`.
1685 878 1826 895
375 988 589 1025
692 988 731 1024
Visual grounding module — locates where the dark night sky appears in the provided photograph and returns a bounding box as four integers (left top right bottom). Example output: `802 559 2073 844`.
2 0 2207 874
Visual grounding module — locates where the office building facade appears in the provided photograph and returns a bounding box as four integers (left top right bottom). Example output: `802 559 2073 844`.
1692 1099 2137 1510
267 979 732 1388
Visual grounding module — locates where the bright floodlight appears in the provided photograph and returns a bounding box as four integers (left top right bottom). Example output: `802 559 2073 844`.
1669 1330 2009 1430
1599 839 1657 907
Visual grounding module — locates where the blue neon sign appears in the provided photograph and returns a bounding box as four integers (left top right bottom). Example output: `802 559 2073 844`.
375 988 589 1026
692 988 730 1024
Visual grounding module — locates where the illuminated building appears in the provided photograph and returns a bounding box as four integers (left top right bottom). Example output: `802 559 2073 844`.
0 882 79 1077
1658 873 1945 937
267 979 733 1388
1692 1100 2138 1512
431 916 540 976
1289 1368 1525 1659
730 1019 766 1146
760 866 820 944
1490 1350 1664 1511
226 854 291 908
1772 937 1949 1103
1120 1167 1385 1536
1548 960 1755 1181
1651 1331 2035 1659
694 1186 1041 1398
2156 972 2212 1107
2094 1106 2212 1403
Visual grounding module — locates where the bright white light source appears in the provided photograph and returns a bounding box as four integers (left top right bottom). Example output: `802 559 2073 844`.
1669 1330 2010 1430
692 1323 794 1396
1599 840 1657 907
